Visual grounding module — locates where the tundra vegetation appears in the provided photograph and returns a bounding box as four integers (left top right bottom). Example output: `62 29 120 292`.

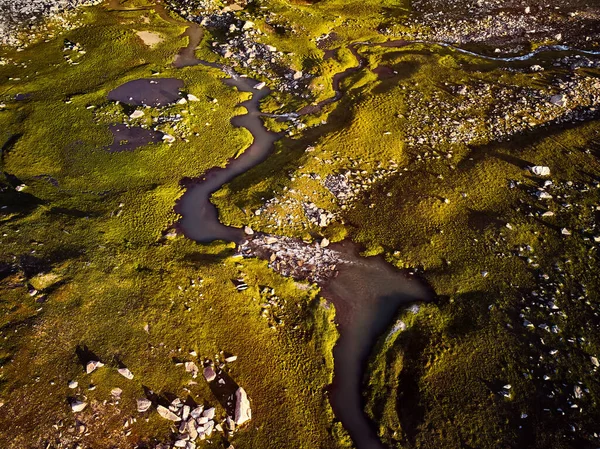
0 0 599 448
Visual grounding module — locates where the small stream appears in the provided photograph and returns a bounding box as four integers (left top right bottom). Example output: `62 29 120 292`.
105 3 600 447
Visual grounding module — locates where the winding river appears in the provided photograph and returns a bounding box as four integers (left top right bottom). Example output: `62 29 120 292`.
106 2 600 447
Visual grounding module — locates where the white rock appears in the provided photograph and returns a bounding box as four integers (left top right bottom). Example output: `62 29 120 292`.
293 71 303 80
68 380 78 389
185 361 199 378
111 387 122 398
234 387 251 425
320 238 330 248
202 407 215 419
242 21 254 30
536 191 553 200
71 400 87 412
225 355 238 363
203 366 216 382
86 360 104 374
157 405 181 421
187 94 200 101
137 398 152 412
253 82 266 90
177 98 187 105
118 367 134 380
529 166 550 177
591 356 599 367
162 134 176 143
190 405 204 419
15 184 27 192
550 94 567 107
130 110 144 119
244 226 254 235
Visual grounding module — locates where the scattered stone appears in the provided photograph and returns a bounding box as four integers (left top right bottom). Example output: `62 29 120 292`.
185 361 199 378
157 405 181 421
137 398 152 412
118 367 134 380
68 380 78 389
130 110 145 119
203 366 217 382
224 355 237 363
71 400 87 412
550 94 567 107
111 387 123 399
529 166 551 176
234 387 251 425
86 360 104 374
244 226 254 235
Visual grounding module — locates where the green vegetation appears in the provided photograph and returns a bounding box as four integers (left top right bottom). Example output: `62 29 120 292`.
212 39 600 448
0 3 342 448
2 0 600 448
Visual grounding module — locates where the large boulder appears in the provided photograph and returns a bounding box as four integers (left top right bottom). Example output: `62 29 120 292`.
234 387 251 425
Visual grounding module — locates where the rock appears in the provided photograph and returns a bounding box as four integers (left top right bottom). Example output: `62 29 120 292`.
157 405 181 421
253 82 265 90
561 228 571 236
203 366 216 382
574 385 583 399
224 355 237 363
529 166 551 176
86 360 104 374
591 356 599 367
163 134 176 143
234 387 251 425
264 237 278 244
137 398 152 412
242 21 254 30
68 380 78 389
244 226 254 235
111 387 122 399
185 361 199 378
71 400 87 412
550 94 567 107
130 110 144 119
320 238 330 248
202 407 215 419
190 405 204 419
293 71 303 80
177 98 187 105
117 367 134 380
187 94 199 101
536 191 553 200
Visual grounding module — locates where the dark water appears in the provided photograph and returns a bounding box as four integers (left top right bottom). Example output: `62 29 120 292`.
106 124 163 152
323 242 432 449
176 76 281 242
107 78 184 107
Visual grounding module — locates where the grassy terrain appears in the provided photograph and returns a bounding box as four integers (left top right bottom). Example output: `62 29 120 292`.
0 2 343 448
211 39 600 448
2 0 600 448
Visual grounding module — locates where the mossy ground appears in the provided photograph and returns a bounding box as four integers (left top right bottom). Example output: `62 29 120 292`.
211 39 600 449
2 0 600 448
0 2 342 448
